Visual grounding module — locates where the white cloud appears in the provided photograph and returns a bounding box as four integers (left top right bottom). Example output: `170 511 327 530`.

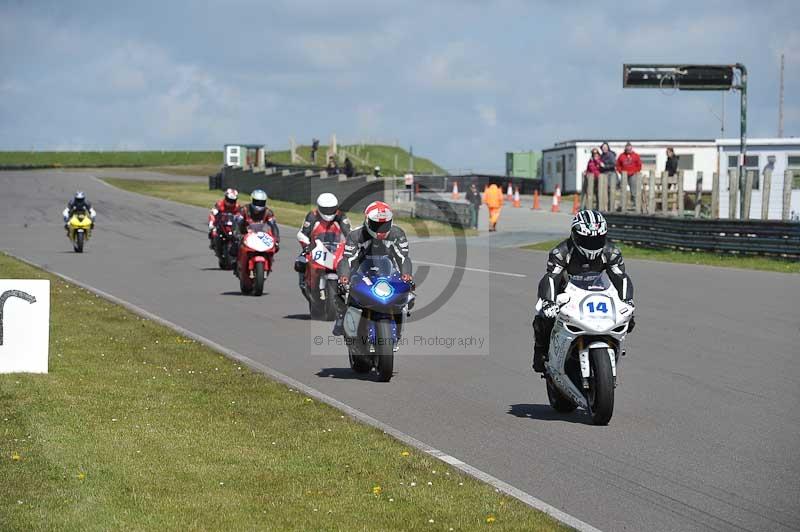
413 42 497 91
476 104 497 127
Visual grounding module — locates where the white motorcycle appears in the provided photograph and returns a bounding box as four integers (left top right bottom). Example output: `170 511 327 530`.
543 271 634 425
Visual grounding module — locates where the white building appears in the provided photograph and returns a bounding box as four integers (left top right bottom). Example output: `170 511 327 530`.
541 139 717 195
717 138 800 220
542 138 800 220
224 144 265 168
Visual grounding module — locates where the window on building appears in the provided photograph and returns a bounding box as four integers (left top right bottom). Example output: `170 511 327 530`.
788 155 800 189
677 154 694 170
639 154 657 173
546 160 552 176
727 155 760 189
556 160 562 173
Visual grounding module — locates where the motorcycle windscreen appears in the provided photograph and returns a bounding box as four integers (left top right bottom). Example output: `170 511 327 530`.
568 271 611 291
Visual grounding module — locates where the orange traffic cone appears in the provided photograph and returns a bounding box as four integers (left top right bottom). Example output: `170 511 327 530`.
451 180 459 199
531 189 540 210
551 186 561 213
513 187 521 208
507 182 513 201
571 193 579 214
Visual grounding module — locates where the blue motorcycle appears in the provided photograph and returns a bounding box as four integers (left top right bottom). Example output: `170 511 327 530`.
343 256 414 382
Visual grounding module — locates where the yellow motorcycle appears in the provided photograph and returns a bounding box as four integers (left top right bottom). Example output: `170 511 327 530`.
67 210 93 253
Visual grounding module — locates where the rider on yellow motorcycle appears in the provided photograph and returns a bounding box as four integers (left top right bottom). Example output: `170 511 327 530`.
62 191 96 230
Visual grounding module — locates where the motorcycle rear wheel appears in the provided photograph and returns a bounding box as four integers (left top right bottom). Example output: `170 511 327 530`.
588 348 614 425
546 377 577 413
348 345 371 374
375 320 394 382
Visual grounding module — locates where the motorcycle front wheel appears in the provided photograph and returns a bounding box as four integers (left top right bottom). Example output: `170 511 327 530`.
588 348 614 425
348 344 371 374
375 320 394 382
324 281 338 321
74 231 84 253
253 262 265 296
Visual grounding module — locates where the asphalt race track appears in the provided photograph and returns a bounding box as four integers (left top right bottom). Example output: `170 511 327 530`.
2 170 799 532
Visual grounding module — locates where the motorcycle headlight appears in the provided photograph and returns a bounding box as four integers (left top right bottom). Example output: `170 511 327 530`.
371 280 394 300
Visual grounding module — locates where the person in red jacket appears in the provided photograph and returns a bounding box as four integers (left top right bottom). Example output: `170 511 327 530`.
208 188 240 247
615 143 642 209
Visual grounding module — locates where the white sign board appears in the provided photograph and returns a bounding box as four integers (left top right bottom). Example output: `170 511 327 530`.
0 280 50 373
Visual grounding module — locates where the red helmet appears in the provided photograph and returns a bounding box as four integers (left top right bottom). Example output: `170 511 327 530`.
224 188 239 204
364 201 393 240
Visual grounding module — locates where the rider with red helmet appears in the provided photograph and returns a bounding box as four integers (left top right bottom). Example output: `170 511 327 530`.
332 200 413 336
208 188 240 247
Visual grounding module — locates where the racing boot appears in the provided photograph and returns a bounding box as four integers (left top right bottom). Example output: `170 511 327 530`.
532 346 546 373
332 316 345 336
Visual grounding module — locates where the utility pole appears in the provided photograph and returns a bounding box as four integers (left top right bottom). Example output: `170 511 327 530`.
778 53 785 137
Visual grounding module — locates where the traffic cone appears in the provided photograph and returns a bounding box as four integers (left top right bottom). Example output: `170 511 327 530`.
571 193 579 214
551 186 561 213
507 182 513 200
531 189 540 210
451 180 459 199
513 187 521 208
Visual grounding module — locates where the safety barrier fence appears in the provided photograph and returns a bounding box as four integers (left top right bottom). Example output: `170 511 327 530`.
604 213 800 258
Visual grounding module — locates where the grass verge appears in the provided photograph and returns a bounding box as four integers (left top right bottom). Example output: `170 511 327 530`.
522 239 800 274
102 178 476 238
0 151 220 168
0 253 565 531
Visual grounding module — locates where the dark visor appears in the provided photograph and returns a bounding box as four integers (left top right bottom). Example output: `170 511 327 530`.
368 219 392 234
252 198 266 208
574 232 605 251
319 205 337 216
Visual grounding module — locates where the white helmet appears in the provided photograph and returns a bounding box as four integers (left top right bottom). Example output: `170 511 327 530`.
249 189 268 220
316 193 339 222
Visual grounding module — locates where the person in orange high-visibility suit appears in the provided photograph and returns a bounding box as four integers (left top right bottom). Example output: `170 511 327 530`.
483 183 504 232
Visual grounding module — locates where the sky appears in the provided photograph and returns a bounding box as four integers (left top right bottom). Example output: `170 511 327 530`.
0 0 798 173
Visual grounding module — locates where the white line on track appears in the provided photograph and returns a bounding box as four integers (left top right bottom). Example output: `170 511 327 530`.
415 260 527 278
9 252 599 532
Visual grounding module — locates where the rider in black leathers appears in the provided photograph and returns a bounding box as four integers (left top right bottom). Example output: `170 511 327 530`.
332 201 413 336
532 209 635 372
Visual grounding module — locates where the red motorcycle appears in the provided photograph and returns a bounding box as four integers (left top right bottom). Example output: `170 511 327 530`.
301 230 346 319
236 223 277 296
213 212 236 270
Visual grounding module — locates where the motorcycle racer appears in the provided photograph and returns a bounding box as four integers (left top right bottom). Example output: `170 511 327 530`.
332 201 413 336
231 189 280 270
532 209 635 373
295 193 351 290
208 188 240 247
62 191 96 230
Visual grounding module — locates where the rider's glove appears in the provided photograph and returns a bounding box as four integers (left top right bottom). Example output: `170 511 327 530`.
623 298 635 311
401 274 413 283
208 221 215 230
338 276 349 290
542 301 559 319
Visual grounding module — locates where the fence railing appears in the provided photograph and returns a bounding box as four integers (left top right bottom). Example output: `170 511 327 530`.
583 169 796 222
604 213 800 258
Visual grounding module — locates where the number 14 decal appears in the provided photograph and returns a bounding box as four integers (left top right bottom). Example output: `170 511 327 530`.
587 301 608 313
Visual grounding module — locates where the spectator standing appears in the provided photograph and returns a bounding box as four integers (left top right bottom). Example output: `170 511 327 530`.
616 142 642 209
665 147 678 176
582 148 602 209
327 155 339 175
465 182 482 229
599 142 617 208
311 138 320 164
344 157 355 177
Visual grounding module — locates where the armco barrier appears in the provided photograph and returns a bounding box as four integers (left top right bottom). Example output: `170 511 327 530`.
604 213 800 258
414 197 472 227
220 166 388 214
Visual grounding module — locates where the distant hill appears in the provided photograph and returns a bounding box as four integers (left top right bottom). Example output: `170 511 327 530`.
268 144 446 175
